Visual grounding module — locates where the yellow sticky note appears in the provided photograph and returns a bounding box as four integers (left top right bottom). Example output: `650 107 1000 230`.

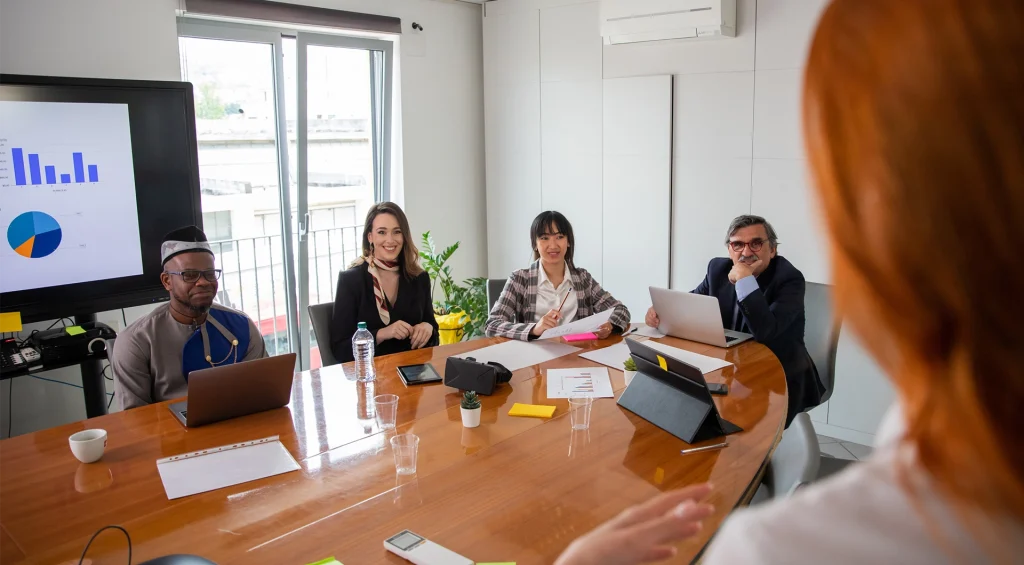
508 403 556 419
656 354 668 371
0 312 23 333
654 467 665 485
65 325 86 336
305 558 342 565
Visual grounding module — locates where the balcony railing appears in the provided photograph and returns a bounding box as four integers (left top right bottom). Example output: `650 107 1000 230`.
207 224 363 367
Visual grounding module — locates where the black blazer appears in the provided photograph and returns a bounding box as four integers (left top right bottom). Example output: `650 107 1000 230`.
330 262 440 363
694 256 824 425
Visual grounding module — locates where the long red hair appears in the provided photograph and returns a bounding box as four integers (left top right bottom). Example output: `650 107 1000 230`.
804 0 1024 527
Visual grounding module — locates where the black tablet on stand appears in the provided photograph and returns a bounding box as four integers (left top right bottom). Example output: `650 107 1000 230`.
617 338 742 444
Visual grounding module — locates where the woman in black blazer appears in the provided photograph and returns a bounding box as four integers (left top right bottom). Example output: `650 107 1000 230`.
330 202 439 363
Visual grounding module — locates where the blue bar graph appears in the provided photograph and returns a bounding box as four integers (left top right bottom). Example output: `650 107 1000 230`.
10 147 100 186
73 152 84 183
28 154 41 185
12 148 26 185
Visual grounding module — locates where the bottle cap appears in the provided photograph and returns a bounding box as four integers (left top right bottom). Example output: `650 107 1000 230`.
357 322 367 329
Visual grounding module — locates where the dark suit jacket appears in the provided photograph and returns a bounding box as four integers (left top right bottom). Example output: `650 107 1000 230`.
694 256 824 425
330 262 439 363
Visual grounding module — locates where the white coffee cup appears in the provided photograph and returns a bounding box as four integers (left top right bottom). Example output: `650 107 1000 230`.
69 429 107 463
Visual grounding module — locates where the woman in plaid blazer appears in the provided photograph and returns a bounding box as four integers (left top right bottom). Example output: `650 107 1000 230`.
485 211 631 340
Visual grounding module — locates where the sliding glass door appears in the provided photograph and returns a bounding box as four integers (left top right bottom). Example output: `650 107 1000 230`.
178 20 393 369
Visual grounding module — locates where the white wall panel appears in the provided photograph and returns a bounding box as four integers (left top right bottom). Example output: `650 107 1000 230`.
484 8 543 277
539 1 602 82
672 158 752 290
752 68 804 159
541 79 603 278
540 80 603 155
484 7 541 87
675 71 755 160
750 158 829 283
602 76 672 319
754 0 830 71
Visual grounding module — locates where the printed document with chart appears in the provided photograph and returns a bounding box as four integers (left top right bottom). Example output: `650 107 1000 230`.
547 367 614 398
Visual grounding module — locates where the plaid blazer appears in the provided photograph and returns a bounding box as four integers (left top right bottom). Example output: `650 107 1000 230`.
485 261 631 340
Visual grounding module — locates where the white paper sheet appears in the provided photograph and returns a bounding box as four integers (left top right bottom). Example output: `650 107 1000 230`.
642 341 734 374
579 341 633 371
546 367 615 398
539 309 615 340
156 436 300 500
580 340 734 375
453 340 581 372
628 322 665 338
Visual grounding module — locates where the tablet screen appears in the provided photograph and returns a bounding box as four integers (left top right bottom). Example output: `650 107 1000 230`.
397 363 442 385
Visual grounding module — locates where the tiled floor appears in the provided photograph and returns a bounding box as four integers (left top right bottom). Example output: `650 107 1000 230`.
816 434 873 461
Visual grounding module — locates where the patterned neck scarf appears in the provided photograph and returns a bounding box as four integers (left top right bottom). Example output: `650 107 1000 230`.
366 255 400 324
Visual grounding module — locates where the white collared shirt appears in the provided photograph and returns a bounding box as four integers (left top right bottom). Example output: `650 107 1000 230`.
701 403 1024 564
535 262 578 326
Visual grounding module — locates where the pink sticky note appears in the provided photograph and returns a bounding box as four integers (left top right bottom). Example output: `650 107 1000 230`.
563 333 598 342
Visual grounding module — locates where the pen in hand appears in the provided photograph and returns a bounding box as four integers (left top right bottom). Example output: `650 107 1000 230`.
556 289 571 313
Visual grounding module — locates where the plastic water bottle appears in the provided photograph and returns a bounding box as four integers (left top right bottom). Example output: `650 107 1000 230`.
352 322 376 382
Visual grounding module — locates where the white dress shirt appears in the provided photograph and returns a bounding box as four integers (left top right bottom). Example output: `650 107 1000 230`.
702 404 1024 564
534 261 578 326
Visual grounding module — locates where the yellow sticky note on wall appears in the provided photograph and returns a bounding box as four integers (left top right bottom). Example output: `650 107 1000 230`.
656 355 668 371
0 312 23 332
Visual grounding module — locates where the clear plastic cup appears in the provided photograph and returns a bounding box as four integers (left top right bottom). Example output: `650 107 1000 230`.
569 394 594 430
390 433 420 475
374 394 399 430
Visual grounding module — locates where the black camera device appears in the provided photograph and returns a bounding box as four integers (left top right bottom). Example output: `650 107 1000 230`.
443 357 513 395
29 322 117 365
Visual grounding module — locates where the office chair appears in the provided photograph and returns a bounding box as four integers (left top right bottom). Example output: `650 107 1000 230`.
307 302 339 368
487 278 506 312
803 281 853 480
756 282 846 501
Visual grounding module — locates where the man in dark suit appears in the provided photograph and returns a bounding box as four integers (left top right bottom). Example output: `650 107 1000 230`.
646 215 824 426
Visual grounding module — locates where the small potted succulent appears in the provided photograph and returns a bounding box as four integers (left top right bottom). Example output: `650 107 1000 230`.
623 358 638 386
460 391 482 428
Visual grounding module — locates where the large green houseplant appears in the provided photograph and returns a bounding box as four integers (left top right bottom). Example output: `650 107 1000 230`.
420 232 489 342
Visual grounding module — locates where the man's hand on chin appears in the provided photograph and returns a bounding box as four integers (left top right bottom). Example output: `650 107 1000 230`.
728 259 761 284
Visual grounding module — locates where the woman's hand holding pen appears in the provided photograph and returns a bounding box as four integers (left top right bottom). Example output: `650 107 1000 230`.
531 308 562 336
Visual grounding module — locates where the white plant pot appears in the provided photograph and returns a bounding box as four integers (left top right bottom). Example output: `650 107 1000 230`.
461 407 481 428
624 370 637 387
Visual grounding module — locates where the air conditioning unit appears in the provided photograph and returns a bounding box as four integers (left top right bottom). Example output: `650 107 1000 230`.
600 0 736 45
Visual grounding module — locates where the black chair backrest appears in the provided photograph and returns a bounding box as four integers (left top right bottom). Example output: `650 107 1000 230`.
803 282 841 404
308 302 339 367
487 278 506 312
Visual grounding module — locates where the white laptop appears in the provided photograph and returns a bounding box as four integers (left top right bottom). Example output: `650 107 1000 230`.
649 286 753 348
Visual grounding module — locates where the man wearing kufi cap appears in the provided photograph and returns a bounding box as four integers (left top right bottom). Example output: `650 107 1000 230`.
110 225 267 409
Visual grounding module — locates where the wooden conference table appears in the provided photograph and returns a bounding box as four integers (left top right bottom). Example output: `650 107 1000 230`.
0 333 787 564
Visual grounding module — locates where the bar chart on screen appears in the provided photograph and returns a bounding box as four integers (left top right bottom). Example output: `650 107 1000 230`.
8 146 100 186
0 101 144 294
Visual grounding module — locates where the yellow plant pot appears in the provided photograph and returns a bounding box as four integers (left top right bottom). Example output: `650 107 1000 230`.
435 312 469 345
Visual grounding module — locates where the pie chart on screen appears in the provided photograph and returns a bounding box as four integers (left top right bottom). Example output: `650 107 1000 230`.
7 211 63 259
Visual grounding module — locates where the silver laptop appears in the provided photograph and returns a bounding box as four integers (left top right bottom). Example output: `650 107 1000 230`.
649 287 753 348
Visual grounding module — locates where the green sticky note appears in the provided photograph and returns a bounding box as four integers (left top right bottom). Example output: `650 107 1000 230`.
305 558 342 565
65 326 86 336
